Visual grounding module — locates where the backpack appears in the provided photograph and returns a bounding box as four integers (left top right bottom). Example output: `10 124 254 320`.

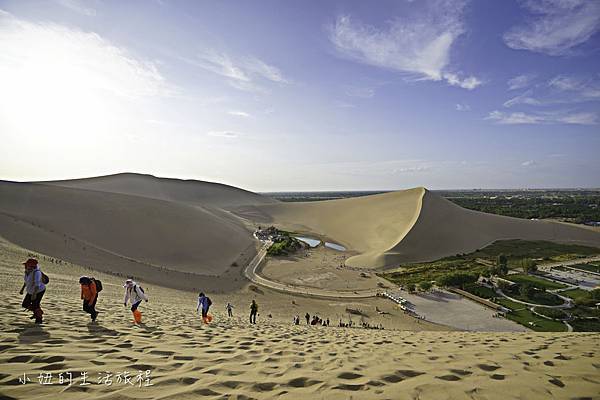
92 278 103 292
38 270 50 285
207 297 212 307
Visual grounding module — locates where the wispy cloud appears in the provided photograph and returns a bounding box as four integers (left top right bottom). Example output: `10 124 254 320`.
507 73 536 90
228 110 251 118
186 50 288 93
207 130 241 138
328 1 482 90
503 74 600 107
503 0 600 55
487 110 597 125
455 103 471 111
521 160 537 167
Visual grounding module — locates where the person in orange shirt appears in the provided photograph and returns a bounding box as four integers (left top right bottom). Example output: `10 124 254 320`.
79 276 98 321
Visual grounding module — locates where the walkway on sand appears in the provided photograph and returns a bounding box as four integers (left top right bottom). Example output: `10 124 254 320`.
243 241 379 299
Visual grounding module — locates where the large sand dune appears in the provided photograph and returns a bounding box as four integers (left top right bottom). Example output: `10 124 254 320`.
235 188 600 268
0 181 257 291
39 172 278 208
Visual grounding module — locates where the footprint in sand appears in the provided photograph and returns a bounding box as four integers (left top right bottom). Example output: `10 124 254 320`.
436 374 461 381
548 378 565 388
338 372 363 380
477 364 500 372
490 374 505 380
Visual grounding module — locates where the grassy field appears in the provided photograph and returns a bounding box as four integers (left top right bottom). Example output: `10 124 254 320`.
570 263 600 274
561 288 590 301
495 298 527 311
380 240 599 286
506 308 567 332
506 274 567 290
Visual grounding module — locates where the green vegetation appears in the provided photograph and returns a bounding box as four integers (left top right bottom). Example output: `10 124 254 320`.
520 258 537 274
572 288 600 307
533 307 568 320
462 283 496 299
379 240 598 287
561 288 590 301
505 308 567 332
570 319 600 332
266 231 302 256
418 281 433 292
496 298 525 311
571 306 600 319
570 263 600 274
506 274 567 290
442 190 600 224
504 285 563 306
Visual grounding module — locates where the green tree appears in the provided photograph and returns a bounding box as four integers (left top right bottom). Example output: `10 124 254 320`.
519 282 535 299
419 281 433 292
521 258 537 274
407 283 416 293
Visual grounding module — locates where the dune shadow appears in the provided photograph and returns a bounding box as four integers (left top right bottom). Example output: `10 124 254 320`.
86 322 120 337
17 324 51 344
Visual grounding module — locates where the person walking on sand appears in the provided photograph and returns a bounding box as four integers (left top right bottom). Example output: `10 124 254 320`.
197 292 213 323
19 259 46 324
249 300 258 324
226 302 234 318
79 276 100 321
305 312 310 325
123 279 148 324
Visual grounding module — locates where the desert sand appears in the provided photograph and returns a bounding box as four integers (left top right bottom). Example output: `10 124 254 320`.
1 238 598 400
235 188 600 268
0 179 261 292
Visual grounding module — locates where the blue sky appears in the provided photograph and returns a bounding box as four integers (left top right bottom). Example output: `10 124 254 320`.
1 0 599 190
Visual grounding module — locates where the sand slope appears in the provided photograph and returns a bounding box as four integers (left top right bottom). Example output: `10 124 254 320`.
40 173 278 208
0 181 256 290
235 188 600 268
1 239 598 400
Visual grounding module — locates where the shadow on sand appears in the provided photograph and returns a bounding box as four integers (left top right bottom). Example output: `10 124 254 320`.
86 322 120 337
17 323 51 344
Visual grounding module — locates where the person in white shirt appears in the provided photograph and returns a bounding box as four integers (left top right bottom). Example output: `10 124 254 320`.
123 279 148 324
19 258 46 324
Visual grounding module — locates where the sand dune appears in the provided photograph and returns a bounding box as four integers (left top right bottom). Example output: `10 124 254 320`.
1 238 598 400
39 172 278 208
0 181 257 291
235 188 600 268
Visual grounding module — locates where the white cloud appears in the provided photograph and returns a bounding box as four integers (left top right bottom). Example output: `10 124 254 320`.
443 73 482 90
207 130 240 138
507 73 536 90
328 1 481 90
503 74 600 107
521 160 537 167
455 103 470 111
228 110 251 118
503 0 600 55
186 50 288 92
0 10 171 100
503 90 542 107
487 110 597 125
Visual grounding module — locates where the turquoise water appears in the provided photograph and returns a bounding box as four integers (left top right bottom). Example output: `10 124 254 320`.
295 236 320 247
324 242 346 251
